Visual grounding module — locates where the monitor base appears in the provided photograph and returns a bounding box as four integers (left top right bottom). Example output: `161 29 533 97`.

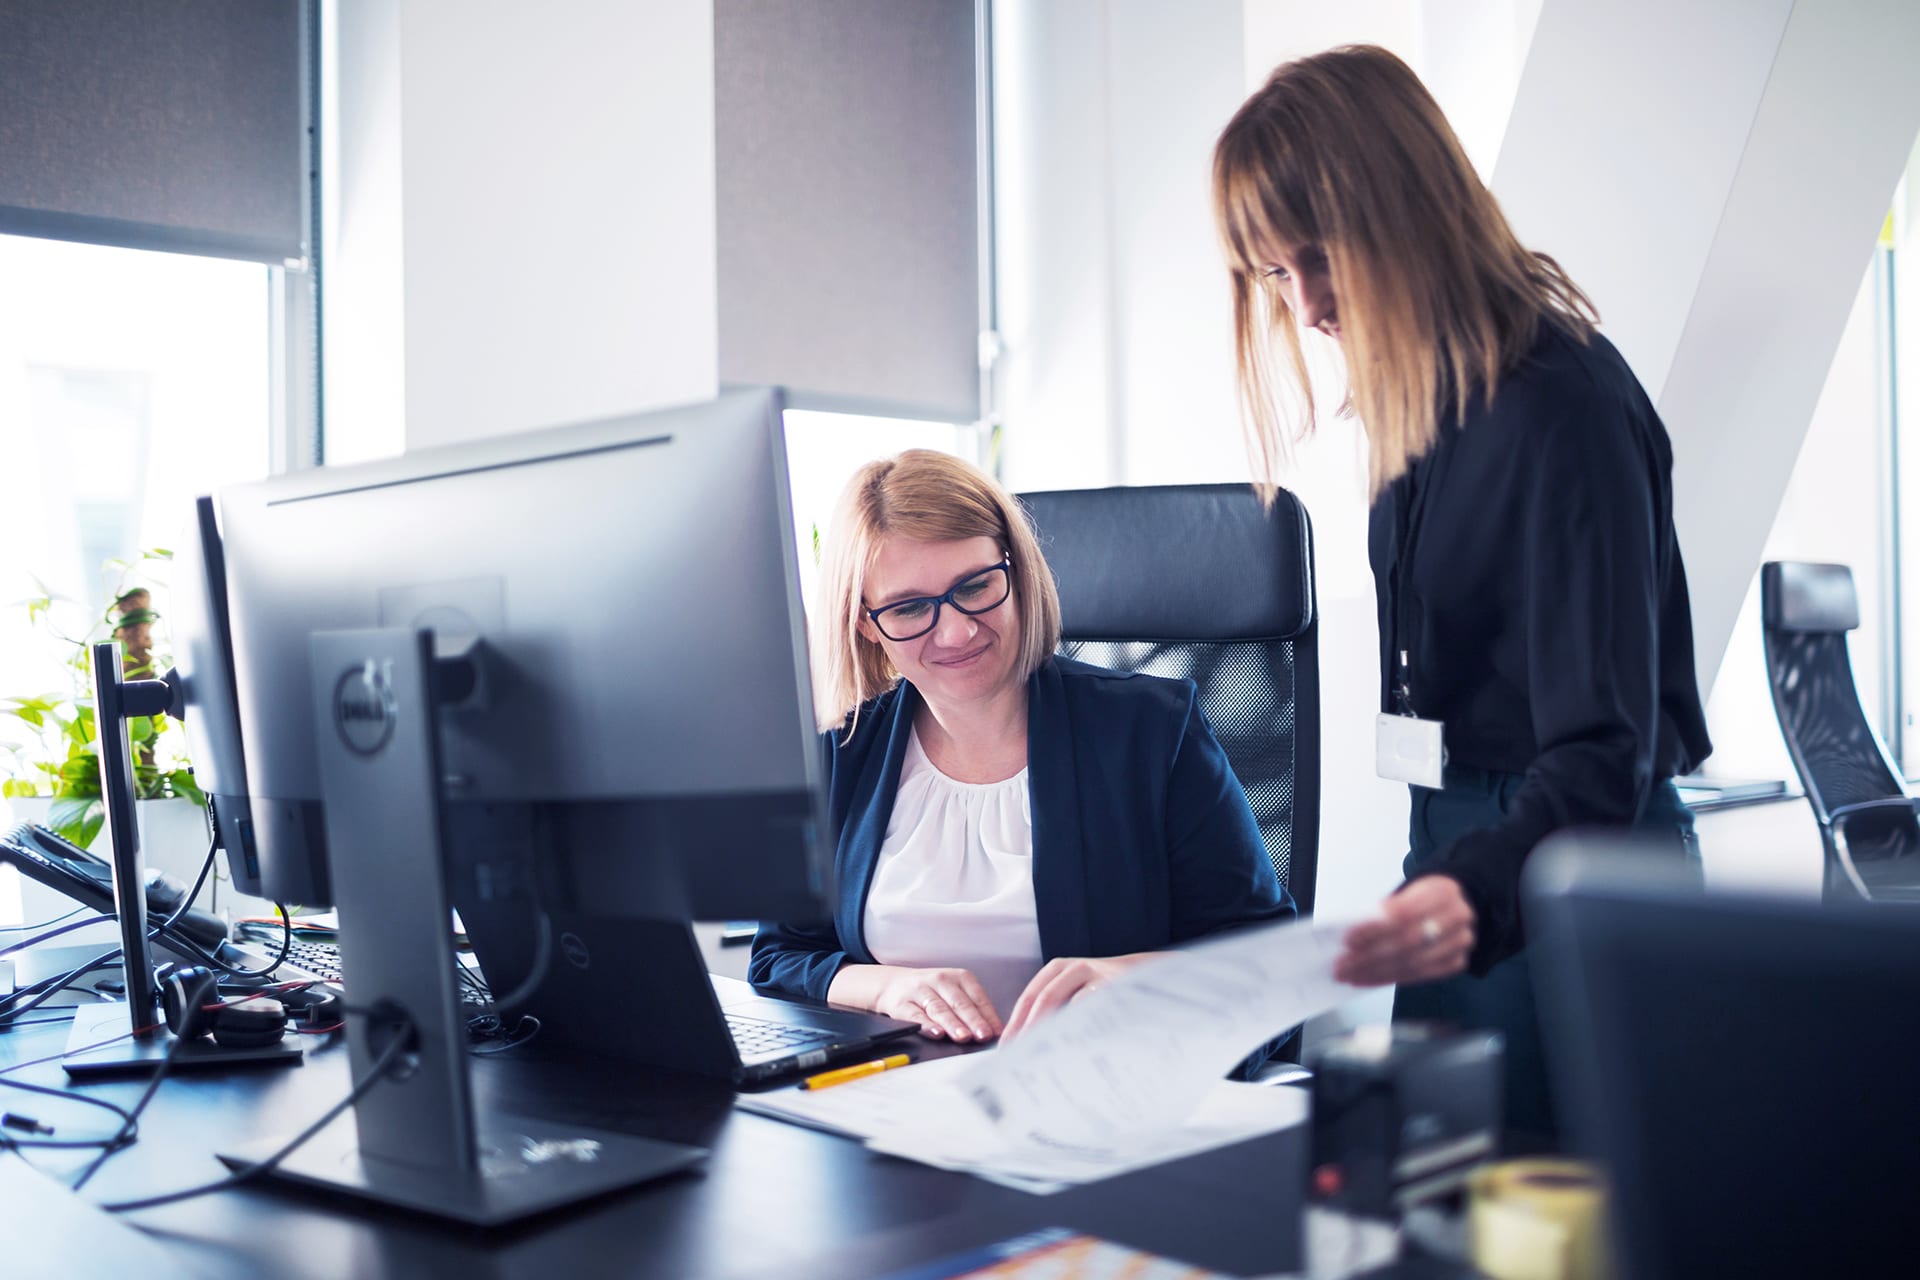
217 1110 706 1227
62 1002 303 1079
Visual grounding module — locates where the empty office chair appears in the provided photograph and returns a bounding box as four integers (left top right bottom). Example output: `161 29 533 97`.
1019 483 1320 918
1761 560 1920 901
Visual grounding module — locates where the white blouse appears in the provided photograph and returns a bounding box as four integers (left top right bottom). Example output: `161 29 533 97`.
861 726 1044 1019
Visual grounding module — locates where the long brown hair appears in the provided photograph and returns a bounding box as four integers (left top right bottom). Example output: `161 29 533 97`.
1212 44 1598 499
812 450 1063 734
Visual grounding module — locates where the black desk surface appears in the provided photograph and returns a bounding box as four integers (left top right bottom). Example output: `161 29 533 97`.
0 1014 1306 1279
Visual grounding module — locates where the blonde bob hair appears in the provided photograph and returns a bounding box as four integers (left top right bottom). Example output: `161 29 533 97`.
1212 44 1598 499
811 450 1062 733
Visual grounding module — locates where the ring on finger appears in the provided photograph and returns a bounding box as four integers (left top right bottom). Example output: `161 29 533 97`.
1420 916 1442 945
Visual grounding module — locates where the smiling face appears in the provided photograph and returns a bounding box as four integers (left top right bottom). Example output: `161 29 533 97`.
857 535 1022 713
1260 241 1340 340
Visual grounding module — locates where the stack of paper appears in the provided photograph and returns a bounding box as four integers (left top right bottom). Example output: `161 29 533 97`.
737 915 1360 1193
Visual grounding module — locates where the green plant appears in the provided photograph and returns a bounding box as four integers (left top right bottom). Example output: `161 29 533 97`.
1 549 205 847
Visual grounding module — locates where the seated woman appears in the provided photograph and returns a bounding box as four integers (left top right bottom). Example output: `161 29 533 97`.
750 450 1295 1045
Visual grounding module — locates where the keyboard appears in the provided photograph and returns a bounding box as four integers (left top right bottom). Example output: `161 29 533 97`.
724 1014 837 1056
229 931 491 1008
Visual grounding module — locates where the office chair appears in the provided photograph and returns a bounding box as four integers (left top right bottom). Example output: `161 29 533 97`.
1019 483 1320 918
1760 560 1920 901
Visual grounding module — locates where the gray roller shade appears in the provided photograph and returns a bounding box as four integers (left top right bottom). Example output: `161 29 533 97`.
716 0 980 423
0 0 304 264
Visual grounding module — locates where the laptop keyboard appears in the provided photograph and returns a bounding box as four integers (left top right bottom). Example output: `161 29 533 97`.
725 1013 837 1056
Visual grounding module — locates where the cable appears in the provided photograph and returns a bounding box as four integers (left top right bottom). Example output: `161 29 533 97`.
467 1012 541 1055
481 909 552 1012
0 905 86 934
158 833 220 937
69 1019 192 1191
0 945 125 1025
100 1024 412 1214
194 903 293 981
0 913 116 960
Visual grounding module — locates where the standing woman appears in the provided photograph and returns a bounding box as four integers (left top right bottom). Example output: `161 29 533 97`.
1211 45 1712 1144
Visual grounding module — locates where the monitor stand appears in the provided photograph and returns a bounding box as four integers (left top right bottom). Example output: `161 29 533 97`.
217 628 705 1226
63 643 301 1078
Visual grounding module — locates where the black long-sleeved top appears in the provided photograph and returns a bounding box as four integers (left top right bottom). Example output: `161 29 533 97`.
1368 322 1712 973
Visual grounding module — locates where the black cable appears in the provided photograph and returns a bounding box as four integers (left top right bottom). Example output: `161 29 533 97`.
0 913 116 960
0 1014 78 1029
0 905 86 934
0 1041 141 1160
152 831 220 940
69 1019 191 1191
195 903 293 981
482 909 551 1011
100 1025 411 1214
467 1013 541 1055
0 946 125 1025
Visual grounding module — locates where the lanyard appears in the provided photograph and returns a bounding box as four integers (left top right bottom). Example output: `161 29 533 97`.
1386 453 1435 718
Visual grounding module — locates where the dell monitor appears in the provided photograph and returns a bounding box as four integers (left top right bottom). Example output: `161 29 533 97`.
215 386 830 923
191 387 848 1223
1528 837 1920 1278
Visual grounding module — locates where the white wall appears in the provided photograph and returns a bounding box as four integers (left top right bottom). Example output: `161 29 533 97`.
326 0 719 456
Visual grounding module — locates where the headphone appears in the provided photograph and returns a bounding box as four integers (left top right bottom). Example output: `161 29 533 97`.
156 966 344 1048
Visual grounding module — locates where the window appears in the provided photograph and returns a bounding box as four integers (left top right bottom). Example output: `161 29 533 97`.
0 233 278 921
782 411 980 613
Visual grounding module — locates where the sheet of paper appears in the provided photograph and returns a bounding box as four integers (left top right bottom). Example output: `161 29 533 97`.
952 915 1358 1153
740 913 1359 1193
868 1079 1310 1191
738 1054 1313 1195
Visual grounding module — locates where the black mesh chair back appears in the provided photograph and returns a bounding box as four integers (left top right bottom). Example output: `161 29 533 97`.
1760 560 1920 901
1019 483 1319 917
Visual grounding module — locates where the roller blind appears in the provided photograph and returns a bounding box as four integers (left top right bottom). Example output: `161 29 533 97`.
0 0 304 264
716 0 980 423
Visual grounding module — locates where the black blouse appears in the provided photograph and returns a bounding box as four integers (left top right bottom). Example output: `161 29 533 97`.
1367 322 1712 972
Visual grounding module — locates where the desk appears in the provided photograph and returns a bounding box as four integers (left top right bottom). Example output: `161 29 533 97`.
0 1014 1305 1278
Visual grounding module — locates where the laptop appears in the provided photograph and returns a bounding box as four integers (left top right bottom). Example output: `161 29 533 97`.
458 902 918 1085
1526 835 1920 1279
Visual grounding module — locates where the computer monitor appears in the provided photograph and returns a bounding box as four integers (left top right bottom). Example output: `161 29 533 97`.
188 387 840 1223
212 386 829 924
170 495 267 897
1527 837 1920 1279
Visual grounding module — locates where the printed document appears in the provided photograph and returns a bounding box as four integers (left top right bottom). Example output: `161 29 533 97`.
737 915 1360 1192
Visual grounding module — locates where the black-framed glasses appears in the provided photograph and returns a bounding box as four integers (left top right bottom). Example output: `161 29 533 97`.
865 561 1012 642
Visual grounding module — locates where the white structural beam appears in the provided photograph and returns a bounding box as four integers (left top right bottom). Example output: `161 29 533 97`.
1494 0 1920 693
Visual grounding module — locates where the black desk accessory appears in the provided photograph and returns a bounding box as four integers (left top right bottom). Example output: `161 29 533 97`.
1308 1023 1503 1220
218 628 706 1225
0 821 229 954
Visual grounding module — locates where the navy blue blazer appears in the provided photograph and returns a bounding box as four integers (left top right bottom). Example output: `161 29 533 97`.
749 657 1295 1004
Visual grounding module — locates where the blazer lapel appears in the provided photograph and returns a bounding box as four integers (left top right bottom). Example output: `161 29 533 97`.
835 682 920 962
1027 660 1092 958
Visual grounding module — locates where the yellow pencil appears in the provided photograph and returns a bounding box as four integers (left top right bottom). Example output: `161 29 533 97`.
800 1053 912 1090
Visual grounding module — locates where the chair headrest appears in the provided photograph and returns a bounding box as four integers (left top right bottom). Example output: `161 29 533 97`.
1762 561 1859 634
1018 483 1315 642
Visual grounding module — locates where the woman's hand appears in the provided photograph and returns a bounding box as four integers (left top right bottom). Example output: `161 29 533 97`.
831 965 1002 1042
1334 875 1476 986
1002 953 1157 1039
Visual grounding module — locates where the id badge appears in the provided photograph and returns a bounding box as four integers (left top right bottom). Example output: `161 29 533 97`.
1375 713 1446 789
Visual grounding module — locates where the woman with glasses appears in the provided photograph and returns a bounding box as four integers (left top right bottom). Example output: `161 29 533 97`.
1211 45 1711 1142
750 450 1294 1045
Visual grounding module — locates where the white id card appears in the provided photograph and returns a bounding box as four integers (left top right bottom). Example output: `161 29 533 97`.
1375 713 1446 789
